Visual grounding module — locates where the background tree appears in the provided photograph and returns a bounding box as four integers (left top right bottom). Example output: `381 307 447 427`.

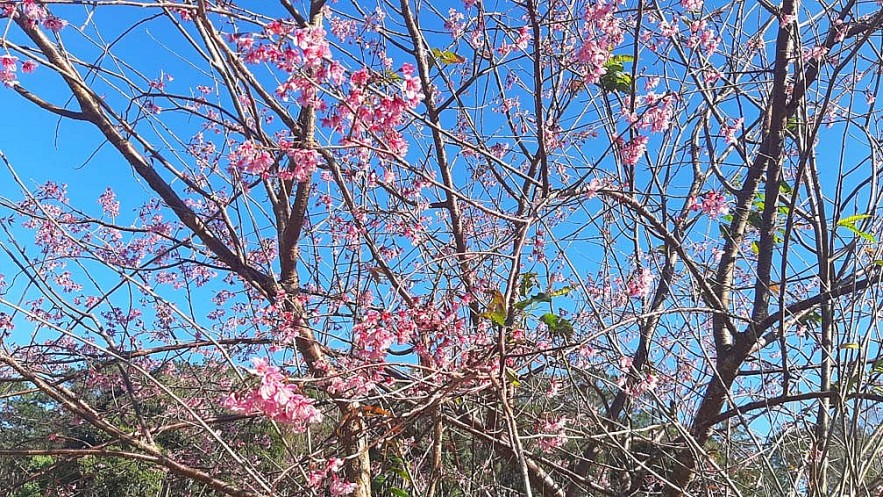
3 0 883 496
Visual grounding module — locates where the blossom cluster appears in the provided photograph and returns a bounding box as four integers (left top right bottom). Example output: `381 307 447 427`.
229 140 274 175
721 118 743 145
1 1 67 31
691 191 730 218
616 356 660 397
352 307 430 361
234 17 426 160
686 20 720 58
619 135 649 166
537 416 569 452
0 311 13 337
0 54 36 87
223 358 323 432
639 92 678 133
626 268 655 298
321 64 424 158
572 2 625 85
497 26 532 57
622 372 660 397
323 301 466 397
308 458 357 496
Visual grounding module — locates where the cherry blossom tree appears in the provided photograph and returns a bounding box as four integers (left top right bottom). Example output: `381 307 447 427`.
3 0 883 496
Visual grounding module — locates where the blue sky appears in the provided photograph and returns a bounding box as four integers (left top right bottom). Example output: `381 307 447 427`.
2 1 883 456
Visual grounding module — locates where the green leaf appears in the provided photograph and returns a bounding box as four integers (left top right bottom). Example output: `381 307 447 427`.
779 182 794 194
481 310 506 326
599 55 634 92
599 70 632 93
540 312 574 338
607 54 635 65
840 343 861 350
390 489 410 497
377 70 402 88
386 455 411 481
519 272 538 297
837 214 876 242
841 224 876 242
747 211 763 230
431 47 466 65
480 290 507 325
548 286 573 298
799 310 823 327
514 286 572 310
514 293 551 310
505 367 521 387
838 214 873 226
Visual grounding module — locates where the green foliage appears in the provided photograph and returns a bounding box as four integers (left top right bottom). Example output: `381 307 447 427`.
431 47 466 65
480 289 508 325
77 457 164 497
539 312 574 338
0 364 314 496
599 54 634 93
480 280 574 341
836 214 876 242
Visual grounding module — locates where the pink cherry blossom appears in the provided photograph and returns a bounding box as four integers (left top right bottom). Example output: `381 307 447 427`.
644 76 660 91
229 140 274 175
497 26 532 56
445 9 466 39
0 54 16 70
626 268 655 298
98 188 120 218
640 92 678 133
329 476 358 496
0 311 13 336
692 191 730 218
537 416 569 451
584 177 604 198
283 148 320 182
620 135 649 166
659 22 677 39
722 118 743 144
400 63 424 106
623 372 660 397
803 45 828 62
22 0 48 23
223 357 323 431
681 0 703 11
42 16 67 32
0 54 16 86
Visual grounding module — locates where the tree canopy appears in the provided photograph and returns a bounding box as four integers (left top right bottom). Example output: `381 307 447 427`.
3 0 883 495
